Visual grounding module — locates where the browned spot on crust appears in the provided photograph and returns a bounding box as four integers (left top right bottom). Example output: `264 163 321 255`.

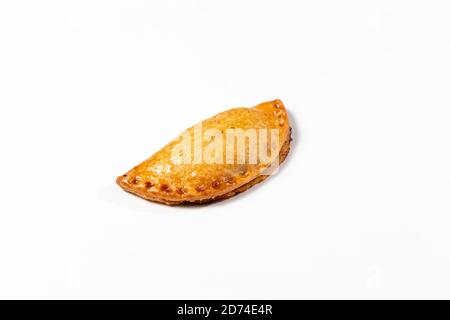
223 176 235 184
196 185 206 192
160 184 172 193
145 181 154 188
176 187 187 195
274 100 281 108
211 180 221 189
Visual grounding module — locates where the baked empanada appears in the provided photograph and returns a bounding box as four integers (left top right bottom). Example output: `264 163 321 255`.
117 99 291 205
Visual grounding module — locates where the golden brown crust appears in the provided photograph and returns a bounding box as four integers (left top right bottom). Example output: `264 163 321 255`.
116 100 291 205
181 130 292 205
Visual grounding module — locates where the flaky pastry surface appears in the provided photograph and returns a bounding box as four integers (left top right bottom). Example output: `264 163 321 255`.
116 100 291 205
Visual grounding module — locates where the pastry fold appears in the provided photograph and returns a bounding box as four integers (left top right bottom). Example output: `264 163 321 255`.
117 99 291 205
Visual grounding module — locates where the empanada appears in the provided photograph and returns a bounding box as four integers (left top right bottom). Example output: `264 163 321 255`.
116 99 291 205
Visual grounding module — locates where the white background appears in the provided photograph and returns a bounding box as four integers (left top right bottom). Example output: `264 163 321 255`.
1 0 450 299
